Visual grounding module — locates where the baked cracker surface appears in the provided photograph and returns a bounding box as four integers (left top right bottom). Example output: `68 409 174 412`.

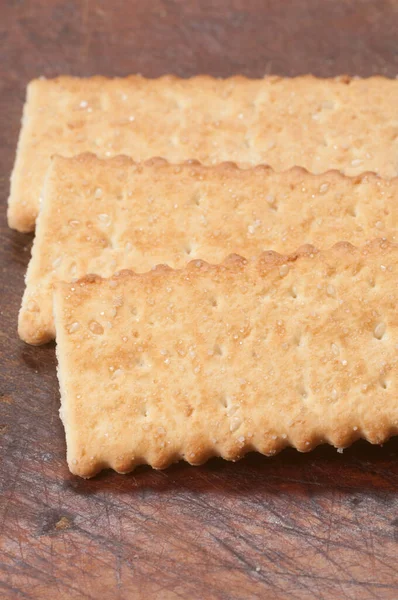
54 239 398 478
8 74 398 232
19 154 398 345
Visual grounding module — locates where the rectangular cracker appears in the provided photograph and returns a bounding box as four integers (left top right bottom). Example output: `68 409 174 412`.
19 154 398 345
54 239 398 478
9 74 398 232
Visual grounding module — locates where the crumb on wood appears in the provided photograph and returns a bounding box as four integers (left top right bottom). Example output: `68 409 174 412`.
55 516 71 530
0 394 13 404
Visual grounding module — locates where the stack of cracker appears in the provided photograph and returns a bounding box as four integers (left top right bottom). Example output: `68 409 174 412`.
9 75 398 477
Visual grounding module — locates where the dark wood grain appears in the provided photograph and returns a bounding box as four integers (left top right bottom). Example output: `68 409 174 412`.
1 1 398 598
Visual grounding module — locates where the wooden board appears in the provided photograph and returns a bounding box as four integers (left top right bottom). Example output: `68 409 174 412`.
1 1 398 598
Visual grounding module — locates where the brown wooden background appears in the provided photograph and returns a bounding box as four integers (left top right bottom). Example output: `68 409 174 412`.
1 1 398 598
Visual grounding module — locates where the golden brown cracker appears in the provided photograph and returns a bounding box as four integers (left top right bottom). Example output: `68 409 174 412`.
8 74 398 232
19 154 398 345
54 239 398 478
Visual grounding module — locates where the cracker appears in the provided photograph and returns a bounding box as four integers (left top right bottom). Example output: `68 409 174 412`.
54 239 398 478
8 74 398 232
19 154 398 345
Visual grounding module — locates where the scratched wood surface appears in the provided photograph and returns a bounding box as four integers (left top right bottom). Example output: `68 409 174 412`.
1 1 398 599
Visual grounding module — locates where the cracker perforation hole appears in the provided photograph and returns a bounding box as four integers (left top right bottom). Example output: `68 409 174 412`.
347 206 357 217
213 343 223 356
373 322 386 340
193 191 202 206
294 332 303 347
298 385 308 399
220 395 228 408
